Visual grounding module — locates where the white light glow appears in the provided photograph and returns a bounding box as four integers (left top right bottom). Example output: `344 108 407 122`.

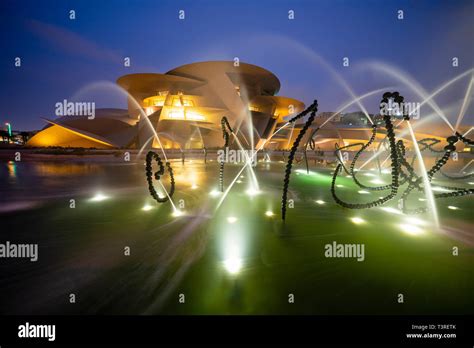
142 204 153 211
246 188 261 196
380 207 403 215
227 216 238 224
404 217 426 226
447 206 459 210
399 223 424 236
315 200 325 205
90 193 109 202
210 189 221 197
350 217 366 224
223 258 242 275
370 179 384 184
336 184 344 188
358 190 370 194
265 211 274 217
172 210 184 217
191 184 198 189
186 112 205 121
431 187 452 193
168 111 185 119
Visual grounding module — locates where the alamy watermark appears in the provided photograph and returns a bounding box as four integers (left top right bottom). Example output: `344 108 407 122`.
18 322 55 341
0 241 38 262
55 99 95 119
324 241 365 262
381 99 421 119
217 148 257 166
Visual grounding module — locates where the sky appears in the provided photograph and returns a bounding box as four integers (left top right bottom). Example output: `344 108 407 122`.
0 0 473 131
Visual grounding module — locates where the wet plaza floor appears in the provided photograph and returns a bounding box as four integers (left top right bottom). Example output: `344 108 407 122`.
1 157 473 314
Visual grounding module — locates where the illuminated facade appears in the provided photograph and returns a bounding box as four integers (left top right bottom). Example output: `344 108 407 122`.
27 61 306 149
26 60 460 151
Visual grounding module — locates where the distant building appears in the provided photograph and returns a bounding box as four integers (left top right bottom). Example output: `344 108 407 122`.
340 111 373 126
318 112 342 123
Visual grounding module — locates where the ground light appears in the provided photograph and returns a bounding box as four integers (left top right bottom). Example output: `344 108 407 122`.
370 179 384 184
223 258 242 275
246 188 261 196
404 217 426 226
142 204 153 211
89 192 109 202
209 189 221 197
172 210 184 217
398 216 426 236
315 200 325 205
265 211 274 217
227 216 238 223
222 233 243 276
296 169 312 175
447 206 460 210
399 223 424 236
350 217 366 224
431 187 452 193
379 207 403 215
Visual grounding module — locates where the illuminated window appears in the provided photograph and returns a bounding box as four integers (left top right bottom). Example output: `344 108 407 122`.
168 111 185 119
249 105 260 112
172 98 194 107
145 107 154 116
186 112 205 121
168 110 205 121
143 96 166 107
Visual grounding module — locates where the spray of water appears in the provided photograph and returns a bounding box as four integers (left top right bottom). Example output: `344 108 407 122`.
406 121 439 228
71 81 180 211
454 76 474 132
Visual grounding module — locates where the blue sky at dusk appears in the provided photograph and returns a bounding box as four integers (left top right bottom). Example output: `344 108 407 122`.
0 0 473 130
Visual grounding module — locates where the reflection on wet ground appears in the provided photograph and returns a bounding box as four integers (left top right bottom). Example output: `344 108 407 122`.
0 157 473 314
